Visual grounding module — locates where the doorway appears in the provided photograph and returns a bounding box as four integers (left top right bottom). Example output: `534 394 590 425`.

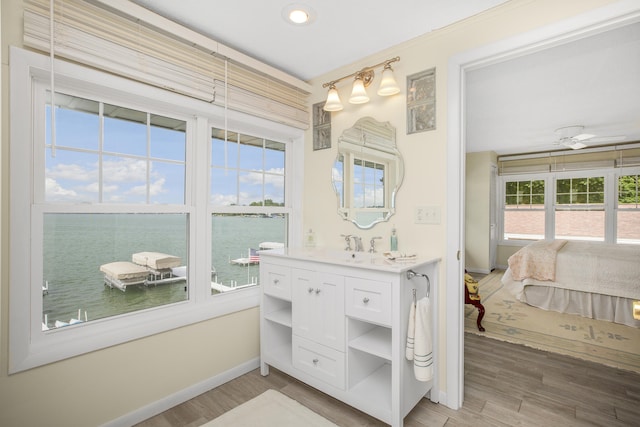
446 2 640 410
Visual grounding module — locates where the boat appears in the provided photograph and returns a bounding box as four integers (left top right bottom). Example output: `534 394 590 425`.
100 252 186 291
44 309 87 330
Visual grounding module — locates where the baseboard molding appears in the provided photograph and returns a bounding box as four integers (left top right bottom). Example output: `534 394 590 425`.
465 267 492 275
101 357 260 427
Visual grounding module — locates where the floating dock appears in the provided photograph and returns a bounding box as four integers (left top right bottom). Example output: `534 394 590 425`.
100 252 185 291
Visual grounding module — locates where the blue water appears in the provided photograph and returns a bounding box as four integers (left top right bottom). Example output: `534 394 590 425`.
43 214 286 328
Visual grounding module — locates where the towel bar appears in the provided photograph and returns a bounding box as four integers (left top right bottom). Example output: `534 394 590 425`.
407 269 430 298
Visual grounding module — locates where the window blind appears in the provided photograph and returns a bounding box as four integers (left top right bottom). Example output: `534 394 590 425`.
497 144 640 175
24 0 310 129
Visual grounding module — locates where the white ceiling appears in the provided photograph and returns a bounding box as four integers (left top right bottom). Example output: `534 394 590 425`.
131 0 509 81
466 20 640 155
129 1 640 155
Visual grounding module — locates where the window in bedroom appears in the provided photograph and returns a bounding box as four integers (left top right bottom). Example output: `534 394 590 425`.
555 176 605 241
617 174 640 244
503 179 545 241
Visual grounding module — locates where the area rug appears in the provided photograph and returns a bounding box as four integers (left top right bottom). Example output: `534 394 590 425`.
465 270 640 373
201 389 338 427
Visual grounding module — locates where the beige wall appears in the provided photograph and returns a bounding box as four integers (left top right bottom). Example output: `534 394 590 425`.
1 0 620 425
304 0 618 402
465 152 497 272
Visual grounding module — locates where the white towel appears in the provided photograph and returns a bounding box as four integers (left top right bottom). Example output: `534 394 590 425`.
412 297 433 382
405 301 416 360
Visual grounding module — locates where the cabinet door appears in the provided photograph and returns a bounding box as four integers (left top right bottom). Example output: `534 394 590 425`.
292 269 345 352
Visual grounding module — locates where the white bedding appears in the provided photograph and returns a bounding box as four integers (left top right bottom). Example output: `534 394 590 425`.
502 241 640 327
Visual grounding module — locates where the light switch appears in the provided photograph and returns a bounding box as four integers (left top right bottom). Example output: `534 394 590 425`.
415 205 441 224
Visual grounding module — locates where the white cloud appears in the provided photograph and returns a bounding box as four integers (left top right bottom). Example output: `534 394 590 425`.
45 177 78 200
47 163 95 181
103 158 147 183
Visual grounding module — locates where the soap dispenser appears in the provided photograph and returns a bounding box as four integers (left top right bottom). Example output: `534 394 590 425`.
390 226 398 251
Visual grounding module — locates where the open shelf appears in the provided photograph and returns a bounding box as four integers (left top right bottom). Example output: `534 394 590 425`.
264 307 292 328
348 326 391 360
348 363 392 420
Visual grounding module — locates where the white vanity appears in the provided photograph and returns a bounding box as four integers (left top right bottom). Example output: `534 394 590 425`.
259 249 439 427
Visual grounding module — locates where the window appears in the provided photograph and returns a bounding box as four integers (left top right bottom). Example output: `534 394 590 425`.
10 48 301 373
209 128 288 293
503 178 545 241
555 176 605 241
500 168 640 245
618 174 640 244
42 92 190 330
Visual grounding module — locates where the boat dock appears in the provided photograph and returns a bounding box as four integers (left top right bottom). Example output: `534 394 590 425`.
100 252 185 291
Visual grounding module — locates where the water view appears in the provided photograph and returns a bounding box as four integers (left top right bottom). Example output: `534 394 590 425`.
43 214 286 328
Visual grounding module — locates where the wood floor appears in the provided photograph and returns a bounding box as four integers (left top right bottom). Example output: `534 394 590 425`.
136 333 640 426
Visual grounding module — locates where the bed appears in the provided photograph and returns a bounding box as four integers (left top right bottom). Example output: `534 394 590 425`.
501 240 640 327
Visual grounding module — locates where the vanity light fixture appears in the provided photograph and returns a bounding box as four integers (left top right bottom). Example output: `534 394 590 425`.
322 56 400 111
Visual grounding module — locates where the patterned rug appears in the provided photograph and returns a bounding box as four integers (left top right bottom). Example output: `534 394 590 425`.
465 270 640 373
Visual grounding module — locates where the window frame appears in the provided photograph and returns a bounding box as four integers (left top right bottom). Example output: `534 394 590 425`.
9 47 303 373
499 167 640 246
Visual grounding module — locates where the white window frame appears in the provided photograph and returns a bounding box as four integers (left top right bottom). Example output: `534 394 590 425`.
499 167 640 246
9 47 303 373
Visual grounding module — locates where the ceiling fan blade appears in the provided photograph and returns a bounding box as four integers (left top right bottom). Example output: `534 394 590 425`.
560 140 587 149
569 141 587 149
573 133 595 141
585 135 627 144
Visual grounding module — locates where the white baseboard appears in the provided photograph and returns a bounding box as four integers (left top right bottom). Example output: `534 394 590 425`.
101 357 260 427
465 267 492 275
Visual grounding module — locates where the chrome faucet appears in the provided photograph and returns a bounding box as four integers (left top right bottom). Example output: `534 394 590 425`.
369 236 382 253
352 236 364 252
341 234 353 251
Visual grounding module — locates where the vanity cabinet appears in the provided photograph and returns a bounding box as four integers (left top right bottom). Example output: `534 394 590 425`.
260 250 440 427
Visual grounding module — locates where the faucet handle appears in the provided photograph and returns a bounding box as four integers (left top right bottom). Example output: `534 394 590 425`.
341 234 353 251
369 236 382 253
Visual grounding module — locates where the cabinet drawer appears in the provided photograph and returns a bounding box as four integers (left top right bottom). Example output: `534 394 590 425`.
345 277 392 326
262 264 291 300
292 336 345 390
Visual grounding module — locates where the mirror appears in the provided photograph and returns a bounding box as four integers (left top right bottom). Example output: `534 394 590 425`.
332 117 404 229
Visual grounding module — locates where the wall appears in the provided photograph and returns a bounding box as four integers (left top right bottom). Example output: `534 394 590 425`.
0 0 622 424
465 152 497 273
304 0 619 402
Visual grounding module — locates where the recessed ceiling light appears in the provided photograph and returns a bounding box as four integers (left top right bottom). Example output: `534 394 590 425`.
282 4 316 26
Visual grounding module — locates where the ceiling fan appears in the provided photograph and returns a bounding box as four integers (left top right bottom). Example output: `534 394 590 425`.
553 125 626 150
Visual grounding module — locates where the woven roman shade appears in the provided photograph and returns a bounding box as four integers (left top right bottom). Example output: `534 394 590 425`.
23 0 310 129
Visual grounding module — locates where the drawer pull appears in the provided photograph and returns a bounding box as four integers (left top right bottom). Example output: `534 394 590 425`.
308 287 314 293
315 288 322 295
312 358 319 365
362 297 370 304
273 279 279 285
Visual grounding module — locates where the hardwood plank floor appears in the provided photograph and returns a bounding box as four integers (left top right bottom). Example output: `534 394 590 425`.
136 333 640 426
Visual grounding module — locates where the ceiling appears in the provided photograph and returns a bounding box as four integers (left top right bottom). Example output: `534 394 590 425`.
131 0 509 81
466 20 640 155
129 1 640 156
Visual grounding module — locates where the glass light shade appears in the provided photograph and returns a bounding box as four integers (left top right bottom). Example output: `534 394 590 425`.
349 78 370 104
377 67 400 96
323 87 343 111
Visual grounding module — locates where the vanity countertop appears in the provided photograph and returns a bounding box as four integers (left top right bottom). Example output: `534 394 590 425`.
259 247 440 273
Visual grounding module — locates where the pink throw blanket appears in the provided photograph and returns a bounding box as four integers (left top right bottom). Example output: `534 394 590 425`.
508 240 568 281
